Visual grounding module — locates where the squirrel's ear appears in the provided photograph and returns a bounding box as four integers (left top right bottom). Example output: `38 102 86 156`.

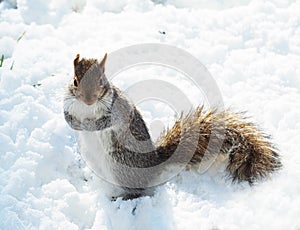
74 54 80 66
100 53 107 70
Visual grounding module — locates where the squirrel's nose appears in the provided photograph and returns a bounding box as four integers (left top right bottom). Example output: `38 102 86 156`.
85 102 95 106
83 98 96 106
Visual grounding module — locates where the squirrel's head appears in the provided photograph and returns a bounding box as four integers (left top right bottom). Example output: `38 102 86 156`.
72 53 109 106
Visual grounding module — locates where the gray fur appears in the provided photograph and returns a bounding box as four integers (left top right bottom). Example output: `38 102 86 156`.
64 55 282 199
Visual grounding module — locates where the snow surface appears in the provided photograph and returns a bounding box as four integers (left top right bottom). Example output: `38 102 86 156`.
1 0 300 229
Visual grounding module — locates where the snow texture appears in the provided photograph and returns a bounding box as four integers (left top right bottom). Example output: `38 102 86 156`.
1 0 300 229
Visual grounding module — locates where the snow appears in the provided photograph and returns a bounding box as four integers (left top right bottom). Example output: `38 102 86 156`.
1 0 300 229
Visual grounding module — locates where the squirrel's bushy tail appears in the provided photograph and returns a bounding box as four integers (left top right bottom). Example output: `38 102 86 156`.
156 107 282 184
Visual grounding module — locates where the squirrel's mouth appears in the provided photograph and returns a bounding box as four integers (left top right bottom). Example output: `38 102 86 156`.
82 99 97 106
84 102 95 106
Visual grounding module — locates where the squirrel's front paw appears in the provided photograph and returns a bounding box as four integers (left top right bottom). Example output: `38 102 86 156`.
82 118 97 131
71 120 83 130
64 112 83 131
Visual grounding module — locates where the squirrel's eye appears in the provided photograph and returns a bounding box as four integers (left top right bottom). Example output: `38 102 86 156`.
74 79 78 87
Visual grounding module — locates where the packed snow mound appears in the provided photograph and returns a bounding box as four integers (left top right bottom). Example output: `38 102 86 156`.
1 0 300 229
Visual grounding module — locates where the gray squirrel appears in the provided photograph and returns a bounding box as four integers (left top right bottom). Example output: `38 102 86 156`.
63 53 281 199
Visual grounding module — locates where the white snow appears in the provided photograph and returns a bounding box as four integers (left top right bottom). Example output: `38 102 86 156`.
1 0 300 229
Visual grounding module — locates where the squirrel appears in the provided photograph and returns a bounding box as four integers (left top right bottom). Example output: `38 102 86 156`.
63 53 282 200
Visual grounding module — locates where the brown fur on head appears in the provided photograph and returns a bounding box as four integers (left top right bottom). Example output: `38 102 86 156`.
71 53 109 105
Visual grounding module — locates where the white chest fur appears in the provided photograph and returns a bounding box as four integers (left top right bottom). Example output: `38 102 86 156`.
77 130 115 181
64 96 120 188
